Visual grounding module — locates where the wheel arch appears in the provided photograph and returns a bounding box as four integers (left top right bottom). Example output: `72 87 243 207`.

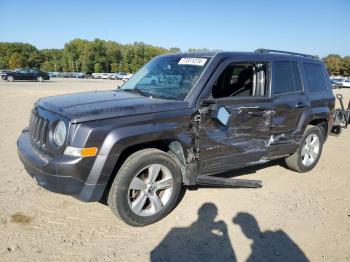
308 118 329 140
100 138 194 203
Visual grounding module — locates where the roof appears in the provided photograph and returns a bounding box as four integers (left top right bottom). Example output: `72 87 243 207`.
162 49 320 62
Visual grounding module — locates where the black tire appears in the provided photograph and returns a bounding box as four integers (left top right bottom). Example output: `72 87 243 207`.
37 76 43 82
285 125 324 173
7 76 14 82
107 148 183 226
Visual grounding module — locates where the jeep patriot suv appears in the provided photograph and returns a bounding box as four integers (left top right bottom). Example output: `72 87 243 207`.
17 49 335 226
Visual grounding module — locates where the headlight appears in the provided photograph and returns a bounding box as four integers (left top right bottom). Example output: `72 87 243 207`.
53 121 67 147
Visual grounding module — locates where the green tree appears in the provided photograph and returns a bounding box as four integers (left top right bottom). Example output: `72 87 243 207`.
94 63 102 73
40 61 54 72
111 62 119 72
3 40 349 76
8 52 22 69
323 54 344 76
169 47 181 53
342 56 350 76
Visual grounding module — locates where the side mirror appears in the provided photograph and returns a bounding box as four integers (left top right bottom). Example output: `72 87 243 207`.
211 106 231 126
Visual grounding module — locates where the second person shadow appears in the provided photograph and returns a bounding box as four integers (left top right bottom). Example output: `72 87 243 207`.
233 212 309 262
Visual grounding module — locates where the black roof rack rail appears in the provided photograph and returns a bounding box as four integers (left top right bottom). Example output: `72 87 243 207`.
255 48 317 59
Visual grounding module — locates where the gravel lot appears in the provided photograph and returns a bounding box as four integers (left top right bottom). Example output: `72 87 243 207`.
0 78 349 262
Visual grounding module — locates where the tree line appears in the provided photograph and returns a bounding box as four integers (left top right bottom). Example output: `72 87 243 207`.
0 39 180 73
322 55 350 76
0 40 349 75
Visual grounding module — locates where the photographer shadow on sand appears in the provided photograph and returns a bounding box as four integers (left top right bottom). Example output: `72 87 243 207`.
151 203 309 262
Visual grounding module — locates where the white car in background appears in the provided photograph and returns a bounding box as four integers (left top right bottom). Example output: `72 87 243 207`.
101 73 110 79
92 73 101 79
339 79 350 88
109 73 118 80
116 72 133 81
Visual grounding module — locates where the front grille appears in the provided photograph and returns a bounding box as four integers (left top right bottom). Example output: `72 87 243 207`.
29 112 49 149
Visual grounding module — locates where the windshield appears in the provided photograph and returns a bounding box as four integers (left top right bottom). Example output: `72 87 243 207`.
121 56 210 100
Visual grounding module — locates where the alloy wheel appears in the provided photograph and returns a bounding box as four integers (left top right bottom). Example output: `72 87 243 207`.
301 133 320 166
127 164 174 217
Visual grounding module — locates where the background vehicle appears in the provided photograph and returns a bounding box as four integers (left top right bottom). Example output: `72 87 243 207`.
18 50 347 227
101 73 110 79
48 72 60 78
0 69 13 80
109 73 117 80
92 73 101 79
84 72 93 79
339 79 350 87
5 68 50 82
72 72 85 78
115 72 132 80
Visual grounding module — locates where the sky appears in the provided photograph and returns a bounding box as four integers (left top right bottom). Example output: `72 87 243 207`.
0 0 349 57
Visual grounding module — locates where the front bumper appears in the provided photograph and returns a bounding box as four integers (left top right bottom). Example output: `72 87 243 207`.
17 130 107 202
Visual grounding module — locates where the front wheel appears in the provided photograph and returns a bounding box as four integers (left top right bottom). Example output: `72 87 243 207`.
37 76 43 82
107 148 182 226
285 125 323 172
7 76 14 82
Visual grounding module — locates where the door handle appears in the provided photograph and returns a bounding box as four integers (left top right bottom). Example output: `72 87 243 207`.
248 110 274 117
295 102 306 108
248 111 265 117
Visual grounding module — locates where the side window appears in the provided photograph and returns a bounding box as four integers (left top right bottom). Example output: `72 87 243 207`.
291 62 302 92
303 63 327 92
272 61 303 94
211 63 267 99
272 62 293 94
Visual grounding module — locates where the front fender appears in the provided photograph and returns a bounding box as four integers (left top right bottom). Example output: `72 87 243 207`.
77 110 194 191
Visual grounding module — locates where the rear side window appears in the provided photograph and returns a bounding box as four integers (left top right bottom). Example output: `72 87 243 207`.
291 62 302 92
272 61 302 94
303 63 327 92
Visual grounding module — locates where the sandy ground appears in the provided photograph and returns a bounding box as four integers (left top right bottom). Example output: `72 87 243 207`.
0 78 349 262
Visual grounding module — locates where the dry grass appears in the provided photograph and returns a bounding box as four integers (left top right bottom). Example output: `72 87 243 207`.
11 212 33 225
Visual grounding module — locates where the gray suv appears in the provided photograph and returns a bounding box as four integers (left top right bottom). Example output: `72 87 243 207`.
18 49 348 226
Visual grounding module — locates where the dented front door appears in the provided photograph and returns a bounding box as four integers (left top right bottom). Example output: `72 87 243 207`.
198 97 274 174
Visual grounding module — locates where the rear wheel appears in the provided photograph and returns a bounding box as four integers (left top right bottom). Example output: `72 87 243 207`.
107 148 182 226
37 76 43 82
285 125 323 172
7 76 14 82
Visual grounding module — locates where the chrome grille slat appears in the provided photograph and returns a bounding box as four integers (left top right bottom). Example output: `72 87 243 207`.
36 118 43 143
31 114 38 140
28 113 34 137
29 111 49 151
40 120 48 145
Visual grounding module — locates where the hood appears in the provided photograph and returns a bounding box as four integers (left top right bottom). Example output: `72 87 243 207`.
36 90 189 123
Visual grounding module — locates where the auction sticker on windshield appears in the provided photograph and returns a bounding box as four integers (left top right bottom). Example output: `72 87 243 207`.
178 58 207 66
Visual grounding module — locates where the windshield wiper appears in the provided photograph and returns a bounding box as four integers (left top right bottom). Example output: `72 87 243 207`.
121 88 149 97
